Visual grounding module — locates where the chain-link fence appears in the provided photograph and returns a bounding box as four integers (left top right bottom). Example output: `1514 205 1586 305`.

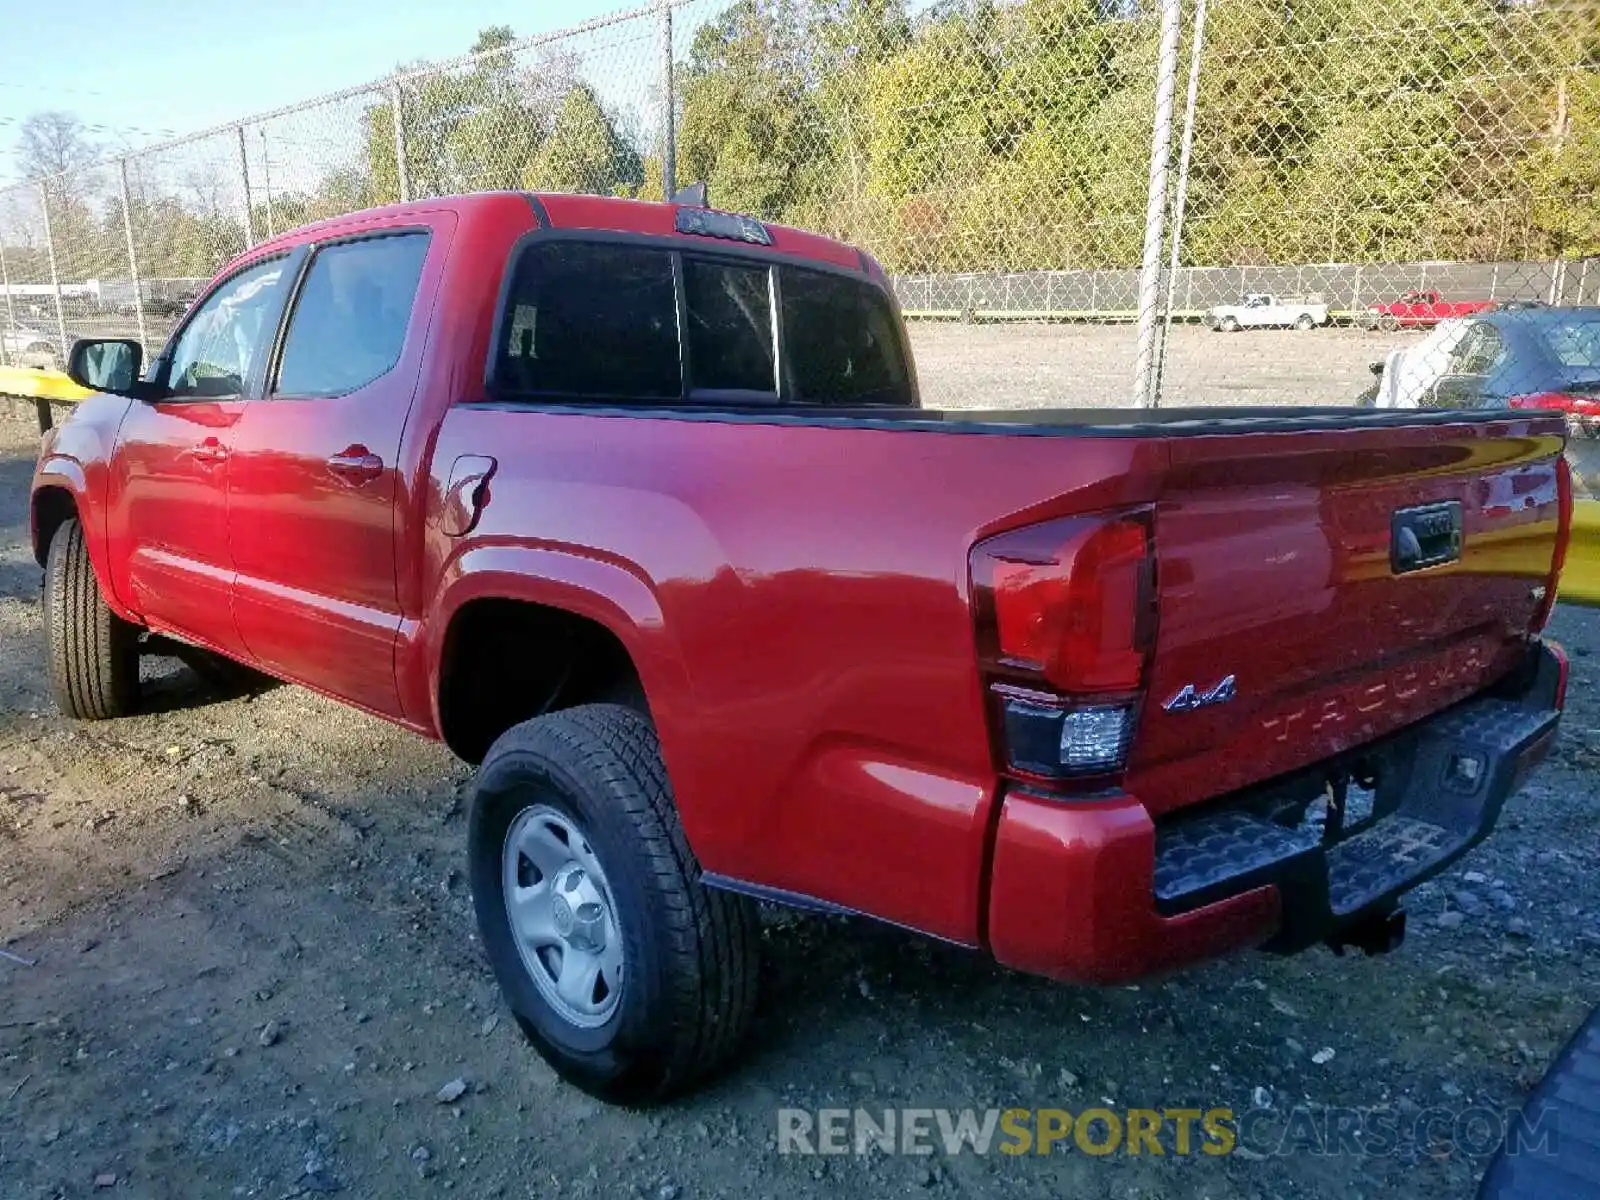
1 0 1596 417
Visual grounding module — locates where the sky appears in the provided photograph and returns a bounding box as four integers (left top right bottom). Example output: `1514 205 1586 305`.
0 0 627 189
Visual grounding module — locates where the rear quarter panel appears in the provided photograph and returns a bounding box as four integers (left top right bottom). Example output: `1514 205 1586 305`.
415 407 1168 944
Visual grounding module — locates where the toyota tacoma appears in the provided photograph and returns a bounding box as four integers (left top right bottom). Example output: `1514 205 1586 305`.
33 191 1571 1102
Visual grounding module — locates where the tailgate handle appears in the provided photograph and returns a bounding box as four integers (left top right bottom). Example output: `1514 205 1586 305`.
1391 501 1463 574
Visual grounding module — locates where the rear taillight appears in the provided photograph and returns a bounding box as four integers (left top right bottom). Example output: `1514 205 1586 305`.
1532 454 1572 632
971 511 1156 782
1507 392 1600 417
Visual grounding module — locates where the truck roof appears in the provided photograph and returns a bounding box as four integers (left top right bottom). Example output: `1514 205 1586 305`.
246 190 871 276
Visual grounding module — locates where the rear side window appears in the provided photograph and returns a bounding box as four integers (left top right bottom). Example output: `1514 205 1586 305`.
783 268 910 405
275 232 430 397
1543 320 1600 369
496 243 679 400
489 239 912 407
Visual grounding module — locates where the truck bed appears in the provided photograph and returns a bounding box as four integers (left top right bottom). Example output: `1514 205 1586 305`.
467 400 1543 436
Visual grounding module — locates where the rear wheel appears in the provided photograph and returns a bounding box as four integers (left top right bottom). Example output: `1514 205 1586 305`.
469 704 759 1103
44 518 139 719
1379 314 1400 333
1295 313 1316 331
1220 316 1240 333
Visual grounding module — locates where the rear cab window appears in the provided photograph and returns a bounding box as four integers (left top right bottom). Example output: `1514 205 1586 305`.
488 238 913 409
275 231 431 398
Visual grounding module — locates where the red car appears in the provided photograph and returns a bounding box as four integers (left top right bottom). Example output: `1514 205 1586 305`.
1364 290 1494 331
34 192 1571 1102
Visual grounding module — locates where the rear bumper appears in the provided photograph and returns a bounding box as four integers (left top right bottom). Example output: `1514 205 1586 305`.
986 638 1566 984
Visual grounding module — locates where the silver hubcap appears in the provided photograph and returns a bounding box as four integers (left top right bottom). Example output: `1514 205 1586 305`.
502 805 624 1027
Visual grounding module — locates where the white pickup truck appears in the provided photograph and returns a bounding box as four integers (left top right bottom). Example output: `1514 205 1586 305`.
1206 293 1330 332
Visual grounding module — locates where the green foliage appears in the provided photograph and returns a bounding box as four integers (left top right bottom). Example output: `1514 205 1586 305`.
525 85 643 195
5 4 1596 288
676 0 827 219
1523 69 1600 256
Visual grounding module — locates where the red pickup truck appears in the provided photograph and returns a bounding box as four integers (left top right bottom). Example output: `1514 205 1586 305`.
1364 290 1494 331
34 192 1571 1103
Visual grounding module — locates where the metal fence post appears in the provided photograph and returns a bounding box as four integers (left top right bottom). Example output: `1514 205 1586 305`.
260 130 278 237
0 238 15 367
1156 0 1208 399
1548 257 1564 305
1132 0 1183 408
118 159 148 356
391 80 411 203
39 182 69 363
237 126 256 248
659 0 676 199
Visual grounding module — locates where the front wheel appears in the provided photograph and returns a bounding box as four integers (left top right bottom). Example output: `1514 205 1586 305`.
468 704 760 1103
1379 314 1400 333
43 518 139 719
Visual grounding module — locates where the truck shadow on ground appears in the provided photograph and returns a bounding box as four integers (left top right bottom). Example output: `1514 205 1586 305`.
136 654 283 715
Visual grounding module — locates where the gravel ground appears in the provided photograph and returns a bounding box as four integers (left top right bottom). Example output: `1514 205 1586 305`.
0 375 1597 1199
908 322 1414 409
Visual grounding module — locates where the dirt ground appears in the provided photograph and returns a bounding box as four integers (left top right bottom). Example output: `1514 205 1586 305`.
1 390 1597 1199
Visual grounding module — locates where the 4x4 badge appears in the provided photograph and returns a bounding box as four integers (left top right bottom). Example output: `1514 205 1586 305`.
1164 675 1237 713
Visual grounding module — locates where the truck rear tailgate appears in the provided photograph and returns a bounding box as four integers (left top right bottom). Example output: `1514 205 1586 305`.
1128 416 1566 814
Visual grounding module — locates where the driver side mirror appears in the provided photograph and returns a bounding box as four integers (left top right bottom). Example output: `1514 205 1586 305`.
1368 360 1386 376
66 338 144 396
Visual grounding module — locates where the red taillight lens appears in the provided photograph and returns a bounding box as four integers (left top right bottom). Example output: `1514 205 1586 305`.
978 515 1153 693
1508 392 1600 417
971 511 1156 783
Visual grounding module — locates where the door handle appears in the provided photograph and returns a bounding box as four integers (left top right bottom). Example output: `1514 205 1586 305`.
188 439 228 466
327 446 384 486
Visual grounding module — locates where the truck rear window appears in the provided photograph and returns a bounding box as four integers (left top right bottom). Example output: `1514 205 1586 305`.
490 239 911 407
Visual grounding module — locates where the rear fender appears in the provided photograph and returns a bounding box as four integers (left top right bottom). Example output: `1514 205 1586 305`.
416 541 692 773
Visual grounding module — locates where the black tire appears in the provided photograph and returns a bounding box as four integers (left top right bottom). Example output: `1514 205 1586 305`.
44 518 139 719
468 704 759 1103
1220 316 1240 333
1295 313 1315 331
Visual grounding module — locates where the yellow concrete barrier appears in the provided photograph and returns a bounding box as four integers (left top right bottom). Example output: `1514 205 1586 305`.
0 365 93 405
1562 500 1600 608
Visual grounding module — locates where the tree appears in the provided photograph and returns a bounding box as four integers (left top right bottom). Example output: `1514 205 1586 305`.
676 0 826 219
17 112 99 193
524 85 643 194
365 26 556 203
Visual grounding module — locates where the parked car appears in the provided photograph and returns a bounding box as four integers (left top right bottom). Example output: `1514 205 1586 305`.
0 323 61 371
1206 293 1330 331
36 192 1570 1103
1362 290 1494 331
1359 304 1600 497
